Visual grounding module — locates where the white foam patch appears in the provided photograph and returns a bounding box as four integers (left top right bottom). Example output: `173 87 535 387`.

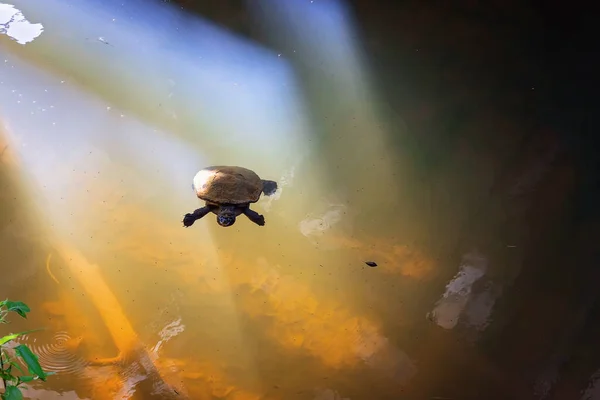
429 251 487 330
150 318 186 357
299 203 346 237
0 3 44 44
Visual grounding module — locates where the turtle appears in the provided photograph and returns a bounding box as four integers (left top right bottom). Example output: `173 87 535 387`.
182 165 278 228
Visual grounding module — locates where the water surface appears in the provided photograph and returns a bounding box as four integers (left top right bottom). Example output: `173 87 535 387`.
0 1 535 399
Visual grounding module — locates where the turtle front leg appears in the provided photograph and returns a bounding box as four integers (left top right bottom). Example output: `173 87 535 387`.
242 206 265 226
183 206 211 227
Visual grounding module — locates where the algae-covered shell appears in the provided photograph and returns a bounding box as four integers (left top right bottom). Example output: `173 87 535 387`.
192 166 264 205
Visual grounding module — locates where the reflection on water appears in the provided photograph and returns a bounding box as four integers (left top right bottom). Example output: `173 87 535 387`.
1 4 420 399
0 0 544 399
0 2 44 44
430 251 488 330
13 331 89 375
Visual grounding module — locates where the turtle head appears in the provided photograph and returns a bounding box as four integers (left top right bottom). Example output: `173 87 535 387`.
216 207 236 227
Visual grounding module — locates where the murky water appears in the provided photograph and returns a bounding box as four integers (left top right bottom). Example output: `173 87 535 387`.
0 1 576 399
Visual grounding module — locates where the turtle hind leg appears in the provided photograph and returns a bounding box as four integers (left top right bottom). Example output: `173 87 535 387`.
262 180 278 196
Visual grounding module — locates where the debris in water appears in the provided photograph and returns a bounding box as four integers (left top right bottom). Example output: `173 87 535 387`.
365 261 377 267
85 36 113 46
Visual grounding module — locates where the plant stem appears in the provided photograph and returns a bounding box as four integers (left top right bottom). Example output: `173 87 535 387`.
0 348 6 392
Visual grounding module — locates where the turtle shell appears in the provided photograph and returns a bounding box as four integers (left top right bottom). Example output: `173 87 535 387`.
193 166 263 205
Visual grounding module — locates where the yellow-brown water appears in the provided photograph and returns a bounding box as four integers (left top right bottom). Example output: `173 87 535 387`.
0 1 556 399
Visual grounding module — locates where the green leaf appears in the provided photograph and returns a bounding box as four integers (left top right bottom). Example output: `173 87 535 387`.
0 329 41 346
15 345 46 381
1 385 23 400
0 299 7 308
9 361 24 374
1 348 11 360
0 371 17 382
17 375 36 384
4 302 30 319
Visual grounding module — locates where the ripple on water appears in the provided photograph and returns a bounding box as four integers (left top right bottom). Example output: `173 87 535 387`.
15 331 90 375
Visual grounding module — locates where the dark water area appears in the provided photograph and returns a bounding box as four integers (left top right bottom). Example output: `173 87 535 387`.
1 0 599 399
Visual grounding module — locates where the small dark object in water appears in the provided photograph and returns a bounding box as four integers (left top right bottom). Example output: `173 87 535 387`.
183 165 278 228
365 261 377 267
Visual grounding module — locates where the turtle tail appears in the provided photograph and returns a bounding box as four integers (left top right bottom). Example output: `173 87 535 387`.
262 180 278 196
